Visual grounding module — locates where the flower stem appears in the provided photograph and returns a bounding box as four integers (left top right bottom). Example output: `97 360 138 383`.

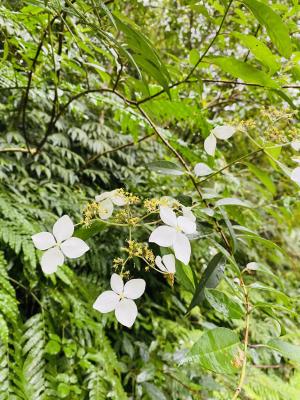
232 277 251 400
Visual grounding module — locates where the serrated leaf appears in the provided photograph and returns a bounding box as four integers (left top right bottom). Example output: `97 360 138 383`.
182 328 242 375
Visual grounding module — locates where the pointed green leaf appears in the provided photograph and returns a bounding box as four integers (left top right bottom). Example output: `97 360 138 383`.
205 289 245 319
207 56 279 88
242 0 292 58
188 253 225 311
182 328 242 375
268 338 300 363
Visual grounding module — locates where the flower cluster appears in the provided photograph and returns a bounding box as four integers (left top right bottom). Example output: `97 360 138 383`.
32 189 197 328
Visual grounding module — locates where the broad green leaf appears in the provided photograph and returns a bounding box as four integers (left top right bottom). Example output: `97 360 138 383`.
182 328 242 375
188 253 225 311
176 262 195 293
74 220 106 240
206 56 279 88
242 0 292 58
114 14 170 93
246 163 276 195
148 160 184 176
205 288 245 319
189 49 200 66
232 33 280 74
268 338 300 363
215 198 252 208
248 282 290 305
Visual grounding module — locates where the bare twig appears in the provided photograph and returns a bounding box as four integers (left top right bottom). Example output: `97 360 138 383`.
85 133 155 166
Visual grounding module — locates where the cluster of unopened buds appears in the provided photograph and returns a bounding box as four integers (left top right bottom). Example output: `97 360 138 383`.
32 189 198 328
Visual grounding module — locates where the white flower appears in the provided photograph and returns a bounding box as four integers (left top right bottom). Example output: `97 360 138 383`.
31 215 89 274
149 207 196 265
93 274 146 328
204 125 236 156
290 167 300 185
182 206 196 222
291 141 300 151
155 254 176 274
194 162 214 177
95 189 127 219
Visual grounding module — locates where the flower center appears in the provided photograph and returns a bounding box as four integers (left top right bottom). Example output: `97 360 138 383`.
175 225 182 232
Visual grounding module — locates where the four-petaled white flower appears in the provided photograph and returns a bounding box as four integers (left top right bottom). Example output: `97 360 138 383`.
32 215 89 274
204 125 236 156
155 254 176 274
95 190 127 220
93 274 146 328
149 207 196 265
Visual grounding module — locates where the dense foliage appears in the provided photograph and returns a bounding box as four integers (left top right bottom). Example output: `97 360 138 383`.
0 0 300 399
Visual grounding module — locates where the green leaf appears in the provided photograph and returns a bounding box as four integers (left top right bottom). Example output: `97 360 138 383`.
148 160 184 176
232 33 280 74
206 56 279 88
248 282 290 305
114 14 170 93
182 328 242 375
268 338 300 363
242 0 292 58
74 220 106 240
215 197 252 208
189 49 200 66
176 262 195 293
45 340 61 355
246 163 276 195
188 253 225 311
205 289 245 319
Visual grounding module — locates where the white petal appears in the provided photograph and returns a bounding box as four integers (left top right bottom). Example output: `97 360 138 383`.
155 255 167 272
160 206 177 227
162 254 176 273
173 232 191 265
149 226 176 247
111 190 127 206
53 215 74 242
110 273 124 294
124 279 146 299
194 162 213 177
95 192 110 202
99 198 113 220
177 216 196 234
40 247 64 274
182 206 196 222
60 237 89 258
93 290 120 313
291 141 300 151
212 125 235 140
115 298 138 328
291 167 300 184
31 232 56 250
204 134 217 156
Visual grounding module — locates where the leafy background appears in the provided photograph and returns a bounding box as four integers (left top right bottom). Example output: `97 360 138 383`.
0 0 300 399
